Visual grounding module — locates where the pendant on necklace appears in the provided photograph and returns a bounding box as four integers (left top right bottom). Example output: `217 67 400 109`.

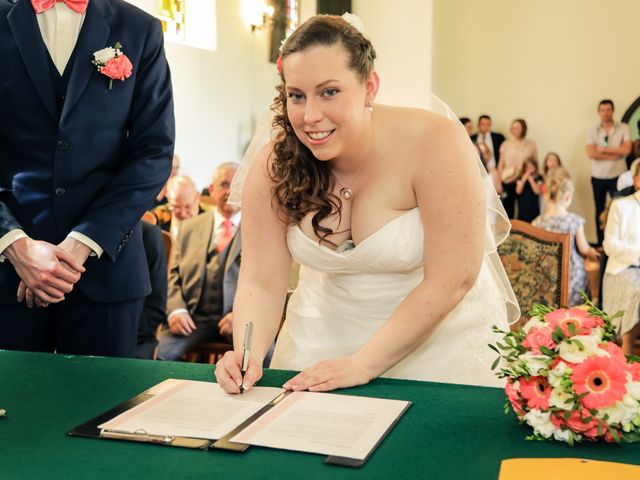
340 187 353 200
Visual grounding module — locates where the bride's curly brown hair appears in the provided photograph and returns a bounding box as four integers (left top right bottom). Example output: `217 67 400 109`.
270 15 376 245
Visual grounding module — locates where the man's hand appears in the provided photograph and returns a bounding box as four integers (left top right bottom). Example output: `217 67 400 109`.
218 312 233 336
168 312 196 336
18 237 93 307
5 237 85 305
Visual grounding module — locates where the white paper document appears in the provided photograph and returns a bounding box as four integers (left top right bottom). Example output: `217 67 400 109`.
231 391 410 460
99 380 283 440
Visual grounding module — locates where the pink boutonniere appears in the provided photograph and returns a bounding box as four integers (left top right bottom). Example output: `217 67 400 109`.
91 42 133 90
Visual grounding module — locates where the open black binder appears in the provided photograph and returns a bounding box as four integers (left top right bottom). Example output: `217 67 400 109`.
68 380 411 468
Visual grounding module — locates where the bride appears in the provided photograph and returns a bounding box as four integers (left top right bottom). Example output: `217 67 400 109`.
215 14 518 392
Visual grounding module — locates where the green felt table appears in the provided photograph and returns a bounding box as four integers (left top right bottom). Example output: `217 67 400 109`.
0 350 639 479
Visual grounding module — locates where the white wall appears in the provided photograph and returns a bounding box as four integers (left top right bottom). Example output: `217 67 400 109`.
130 0 279 189
353 0 433 106
432 0 639 242
128 1 434 189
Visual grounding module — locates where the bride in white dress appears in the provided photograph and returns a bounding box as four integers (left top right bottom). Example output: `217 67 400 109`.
215 14 518 392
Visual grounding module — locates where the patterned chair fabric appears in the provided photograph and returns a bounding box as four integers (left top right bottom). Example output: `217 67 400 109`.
497 220 570 319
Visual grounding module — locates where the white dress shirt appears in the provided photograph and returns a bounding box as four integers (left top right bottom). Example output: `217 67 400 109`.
476 132 496 170
603 191 640 275
212 210 241 249
0 2 103 259
36 3 86 74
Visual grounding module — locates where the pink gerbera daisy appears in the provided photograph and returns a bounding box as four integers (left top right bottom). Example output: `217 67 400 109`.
600 342 626 363
545 308 600 337
572 355 627 409
519 376 551 409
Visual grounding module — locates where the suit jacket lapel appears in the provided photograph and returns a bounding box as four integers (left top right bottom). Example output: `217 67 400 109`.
60 0 111 123
224 227 241 273
188 213 215 310
7 0 57 120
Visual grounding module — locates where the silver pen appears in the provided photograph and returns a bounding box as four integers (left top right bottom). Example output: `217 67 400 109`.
239 322 254 394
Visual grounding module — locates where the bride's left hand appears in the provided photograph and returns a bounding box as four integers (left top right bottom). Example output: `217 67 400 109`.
283 356 373 392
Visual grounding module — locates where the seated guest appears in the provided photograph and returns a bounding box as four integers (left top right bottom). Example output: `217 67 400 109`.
616 157 640 196
533 174 600 306
603 161 640 354
136 220 168 359
152 175 209 238
631 119 640 167
156 163 241 361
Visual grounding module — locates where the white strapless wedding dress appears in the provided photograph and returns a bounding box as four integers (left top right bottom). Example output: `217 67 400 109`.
270 208 510 387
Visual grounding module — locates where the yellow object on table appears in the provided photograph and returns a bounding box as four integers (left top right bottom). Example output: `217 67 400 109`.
499 458 640 479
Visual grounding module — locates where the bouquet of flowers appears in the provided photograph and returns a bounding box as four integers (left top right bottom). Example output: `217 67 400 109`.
491 303 640 444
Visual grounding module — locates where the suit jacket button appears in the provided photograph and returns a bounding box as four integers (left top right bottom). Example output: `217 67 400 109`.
54 187 66 197
56 140 69 151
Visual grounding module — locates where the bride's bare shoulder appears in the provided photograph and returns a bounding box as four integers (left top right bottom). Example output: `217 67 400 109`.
377 105 470 164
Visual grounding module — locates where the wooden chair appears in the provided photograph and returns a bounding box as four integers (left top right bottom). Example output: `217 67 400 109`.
183 292 293 365
199 195 216 208
497 220 570 321
183 341 233 364
161 230 172 269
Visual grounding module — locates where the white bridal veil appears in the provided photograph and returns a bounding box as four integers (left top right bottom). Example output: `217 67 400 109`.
229 13 520 324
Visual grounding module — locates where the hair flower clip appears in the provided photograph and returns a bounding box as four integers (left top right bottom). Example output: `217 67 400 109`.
342 12 364 33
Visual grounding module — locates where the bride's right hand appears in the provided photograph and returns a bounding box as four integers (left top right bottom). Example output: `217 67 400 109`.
214 350 263 394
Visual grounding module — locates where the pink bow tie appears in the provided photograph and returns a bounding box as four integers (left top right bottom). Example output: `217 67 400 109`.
32 0 88 14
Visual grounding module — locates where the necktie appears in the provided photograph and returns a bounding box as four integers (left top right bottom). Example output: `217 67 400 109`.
32 0 88 14
217 219 233 254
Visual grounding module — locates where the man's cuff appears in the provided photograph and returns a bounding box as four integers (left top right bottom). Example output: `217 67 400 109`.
68 231 103 258
0 229 28 262
168 308 189 320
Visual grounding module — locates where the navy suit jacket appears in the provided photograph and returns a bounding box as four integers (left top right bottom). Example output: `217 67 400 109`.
471 131 505 161
0 0 174 304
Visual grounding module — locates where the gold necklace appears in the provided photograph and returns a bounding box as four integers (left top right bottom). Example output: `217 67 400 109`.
333 158 367 200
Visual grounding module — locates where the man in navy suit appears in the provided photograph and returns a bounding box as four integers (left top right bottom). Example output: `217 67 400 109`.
0 0 174 357
470 114 505 173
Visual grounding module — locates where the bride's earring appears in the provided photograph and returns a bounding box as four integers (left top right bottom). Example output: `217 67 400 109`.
366 102 373 113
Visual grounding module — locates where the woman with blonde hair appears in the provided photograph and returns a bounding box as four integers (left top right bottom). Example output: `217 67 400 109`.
533 173 600 306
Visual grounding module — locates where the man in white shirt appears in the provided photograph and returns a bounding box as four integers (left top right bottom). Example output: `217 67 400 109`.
157 163 242 361
586 99 632 245
0 0 174 356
